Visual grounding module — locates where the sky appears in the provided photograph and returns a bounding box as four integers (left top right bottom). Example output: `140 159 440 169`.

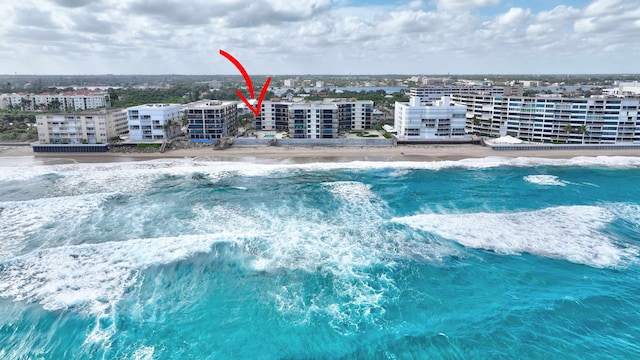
1 0 639 75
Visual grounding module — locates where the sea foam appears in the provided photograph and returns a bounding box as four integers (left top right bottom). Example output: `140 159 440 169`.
0 193 113 257
0 234 241 315
523 175 568 186
392 205 639 268
186 180 452 332
2 155 640 186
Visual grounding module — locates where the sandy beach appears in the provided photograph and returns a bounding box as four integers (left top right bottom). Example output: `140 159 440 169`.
3 144 640 163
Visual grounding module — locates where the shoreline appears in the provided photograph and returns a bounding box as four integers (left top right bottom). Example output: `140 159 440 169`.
3 144 640 164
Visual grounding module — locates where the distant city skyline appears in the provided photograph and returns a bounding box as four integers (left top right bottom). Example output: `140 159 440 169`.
1 0 639 75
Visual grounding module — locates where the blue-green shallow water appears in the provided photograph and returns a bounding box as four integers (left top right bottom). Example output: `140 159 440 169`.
1 156 639 359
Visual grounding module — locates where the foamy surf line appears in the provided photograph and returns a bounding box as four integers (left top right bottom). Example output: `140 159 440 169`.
2 156 640 182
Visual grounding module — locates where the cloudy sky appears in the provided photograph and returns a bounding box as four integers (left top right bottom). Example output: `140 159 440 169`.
1 0 639 75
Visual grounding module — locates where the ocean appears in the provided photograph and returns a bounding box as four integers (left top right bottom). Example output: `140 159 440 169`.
0 156 639 359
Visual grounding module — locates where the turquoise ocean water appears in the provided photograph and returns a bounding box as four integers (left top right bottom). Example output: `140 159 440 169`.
0 156 639 359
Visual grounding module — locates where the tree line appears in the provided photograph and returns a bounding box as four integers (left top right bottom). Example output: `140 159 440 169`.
0 111 37 142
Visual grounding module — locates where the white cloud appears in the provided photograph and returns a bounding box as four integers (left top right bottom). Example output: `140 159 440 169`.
0 0 639 74
407 0 424 10
583 0 628 16
433 0 501 11
495 7 530 26
535 5 580 22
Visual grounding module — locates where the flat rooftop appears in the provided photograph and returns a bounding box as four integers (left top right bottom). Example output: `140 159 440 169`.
184 100 237 109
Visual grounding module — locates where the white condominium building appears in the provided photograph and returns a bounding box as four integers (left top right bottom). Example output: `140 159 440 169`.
331 99 374 131
410 85 523 105
257 99 374 133
454 94 640 144
1 90 110 111
126 104 182 142
184 100 238 141
289 102 339 139
604 81 640 97
394 96 467 140
257 101 293 131
35 108 127 144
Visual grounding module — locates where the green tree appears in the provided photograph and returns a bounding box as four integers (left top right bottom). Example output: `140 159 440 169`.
237 113 254 129
47 99 62 111
19 98 32 111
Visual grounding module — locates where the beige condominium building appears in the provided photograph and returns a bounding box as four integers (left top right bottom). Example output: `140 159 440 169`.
1 90 111 111
36 108 128 144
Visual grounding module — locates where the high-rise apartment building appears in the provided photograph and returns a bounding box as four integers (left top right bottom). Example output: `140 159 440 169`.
289 102 339 139
453 94 640 144
257 101 292 131
257 99 373 133
126 104 182 142
334 99 373 130
184 100 238 141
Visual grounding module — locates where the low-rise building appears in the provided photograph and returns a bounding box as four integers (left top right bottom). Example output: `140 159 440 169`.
604 81 640 97
35 108 127 144
1 90 110 111
126 104 182 142
394 96 467 140
410 85 523 105
184 100 238 141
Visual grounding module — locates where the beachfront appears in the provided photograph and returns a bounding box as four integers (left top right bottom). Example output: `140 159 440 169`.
4 143 640 163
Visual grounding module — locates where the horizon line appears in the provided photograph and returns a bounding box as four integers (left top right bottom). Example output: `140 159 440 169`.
1 73 640 77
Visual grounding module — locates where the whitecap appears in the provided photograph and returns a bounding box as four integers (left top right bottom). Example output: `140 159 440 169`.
0 234 240 315
523 175 568 186
0 232 253 349
186 185 446 333
392 205 639 268
131 345 155 360
389 169 410 177
0 194 114 257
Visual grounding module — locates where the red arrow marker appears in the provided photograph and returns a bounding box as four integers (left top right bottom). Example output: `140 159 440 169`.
219 49 272 117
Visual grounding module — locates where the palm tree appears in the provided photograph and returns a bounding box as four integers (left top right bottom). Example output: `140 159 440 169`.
163 120 179 139
579 125 588 143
